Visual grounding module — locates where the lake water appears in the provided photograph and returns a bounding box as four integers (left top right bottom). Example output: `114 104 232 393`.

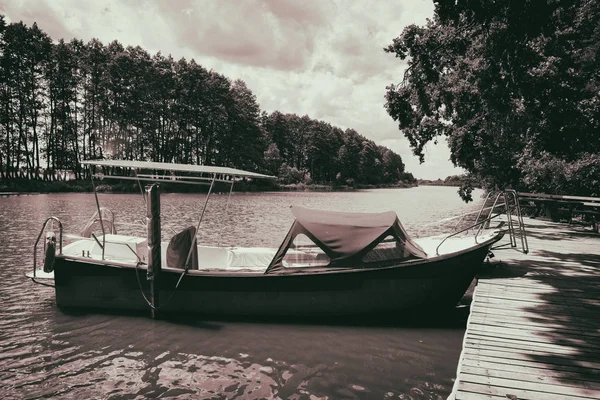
0 186 484 400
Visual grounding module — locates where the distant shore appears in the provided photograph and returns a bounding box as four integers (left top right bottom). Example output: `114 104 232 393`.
417 182 462 187
0 178 419 194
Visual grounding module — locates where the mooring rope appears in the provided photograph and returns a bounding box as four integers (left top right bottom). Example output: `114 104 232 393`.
134 261 187 311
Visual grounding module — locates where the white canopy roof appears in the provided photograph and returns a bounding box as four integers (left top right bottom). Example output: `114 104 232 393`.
80 160 276 179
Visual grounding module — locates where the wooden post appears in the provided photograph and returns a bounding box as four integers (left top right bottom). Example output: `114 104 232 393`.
146 183 161 318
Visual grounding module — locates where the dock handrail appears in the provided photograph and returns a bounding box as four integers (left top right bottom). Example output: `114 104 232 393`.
506 189 529 253
33 216 63 278
441 190 529 256
478 190 528 254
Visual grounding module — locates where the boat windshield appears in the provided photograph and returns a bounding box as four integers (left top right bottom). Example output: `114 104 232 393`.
282 234 330 268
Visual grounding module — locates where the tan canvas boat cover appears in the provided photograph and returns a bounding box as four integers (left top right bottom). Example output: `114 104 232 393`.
266 206 427 273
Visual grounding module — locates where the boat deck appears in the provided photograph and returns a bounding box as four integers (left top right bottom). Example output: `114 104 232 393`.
57 232 498 273
450 218 600 399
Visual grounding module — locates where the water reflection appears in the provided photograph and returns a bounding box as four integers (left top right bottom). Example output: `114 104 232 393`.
0 187 482 399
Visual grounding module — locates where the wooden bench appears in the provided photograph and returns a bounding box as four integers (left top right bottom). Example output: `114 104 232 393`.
518 192 599 229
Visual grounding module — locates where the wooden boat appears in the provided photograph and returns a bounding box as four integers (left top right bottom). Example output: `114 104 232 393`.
31 160 504 318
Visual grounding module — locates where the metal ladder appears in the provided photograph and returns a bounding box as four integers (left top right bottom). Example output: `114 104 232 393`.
475 190 529 254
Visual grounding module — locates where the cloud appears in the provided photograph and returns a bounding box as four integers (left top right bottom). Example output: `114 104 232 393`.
1 0 461 179
261 0 330 25
1 0 72 41
3 0 178 55
156 0 333 71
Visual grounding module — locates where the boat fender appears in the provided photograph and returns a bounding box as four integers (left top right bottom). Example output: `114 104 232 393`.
43 232 56 273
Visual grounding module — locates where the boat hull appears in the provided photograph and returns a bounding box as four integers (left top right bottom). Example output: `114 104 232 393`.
53 237 498 318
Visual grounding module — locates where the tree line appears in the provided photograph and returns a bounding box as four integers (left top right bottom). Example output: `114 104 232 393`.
385 0 600 199
0 16 414 187
417 174 467 187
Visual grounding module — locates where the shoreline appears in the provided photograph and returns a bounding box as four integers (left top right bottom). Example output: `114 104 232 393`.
0 178 420 195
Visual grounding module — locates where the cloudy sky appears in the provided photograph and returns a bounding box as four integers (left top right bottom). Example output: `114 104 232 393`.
2 0 464 179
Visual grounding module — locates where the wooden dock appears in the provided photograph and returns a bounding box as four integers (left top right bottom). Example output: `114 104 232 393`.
450 218 600 400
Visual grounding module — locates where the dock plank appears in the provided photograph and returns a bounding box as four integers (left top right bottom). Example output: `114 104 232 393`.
464 336 594 358
462 347 600 370
468 311 599 332
467 316 600 339
476 281 597 298
475 279 581 291
464 340 600 364
475 288 600 307
464 329 600 352
466 324 600 347
459 372 600 398
470 301 600 322
465 333 600 354
456 381 598 400
449 218 600 399
471 296 600 317
460 352 599 375
460 359 600 388
454 391 510 400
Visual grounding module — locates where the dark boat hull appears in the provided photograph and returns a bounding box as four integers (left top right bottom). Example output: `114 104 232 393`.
53 236 499 318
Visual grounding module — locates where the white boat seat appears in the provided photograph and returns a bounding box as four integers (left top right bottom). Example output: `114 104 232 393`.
64 235 285 272
195 246 276 272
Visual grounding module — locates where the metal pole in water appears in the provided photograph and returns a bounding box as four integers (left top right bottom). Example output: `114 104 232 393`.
146 183 161 318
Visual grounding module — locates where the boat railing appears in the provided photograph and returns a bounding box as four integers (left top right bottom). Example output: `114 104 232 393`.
81 206 118 260
436 212 504 256
61 233 145 263
33 216 63 278
453 191 495 231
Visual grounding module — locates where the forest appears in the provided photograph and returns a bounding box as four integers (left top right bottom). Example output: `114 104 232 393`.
0 15 414 189
385 0 600 200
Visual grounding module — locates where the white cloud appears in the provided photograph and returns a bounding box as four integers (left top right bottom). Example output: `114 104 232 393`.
2 0 463 179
